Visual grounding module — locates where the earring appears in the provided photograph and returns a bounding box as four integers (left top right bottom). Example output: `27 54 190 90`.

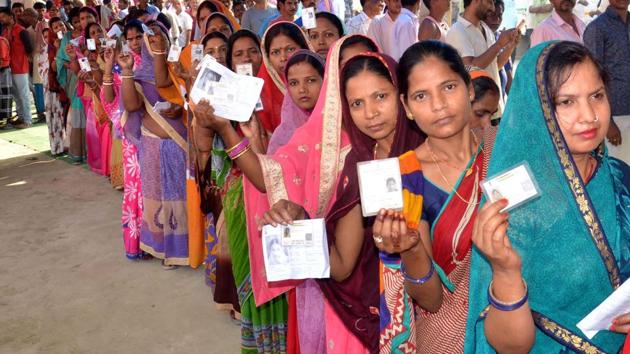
594 114 599 122
406 113 414 120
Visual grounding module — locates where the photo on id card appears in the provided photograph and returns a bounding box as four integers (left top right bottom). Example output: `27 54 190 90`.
481 161 541 212
357 158 403 217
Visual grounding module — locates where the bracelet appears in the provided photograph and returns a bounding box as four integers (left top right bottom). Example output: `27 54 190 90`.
231 145 251 160
401 261 435 285
226 138 249 155
120 75 134 79
103 75 113 81
102 82 113 86
228 140 250 159
487 280 528 311
152 50 167 55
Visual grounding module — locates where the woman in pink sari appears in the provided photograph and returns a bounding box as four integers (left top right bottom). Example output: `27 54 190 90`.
101 20 146 259
78 21 112 177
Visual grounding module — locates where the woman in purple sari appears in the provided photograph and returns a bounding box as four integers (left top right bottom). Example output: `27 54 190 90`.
119 21 190 267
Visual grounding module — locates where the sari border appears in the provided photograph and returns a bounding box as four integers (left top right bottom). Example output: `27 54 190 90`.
532 311 608 354
316 40 343 217
536 43 621 289
258 154 289 205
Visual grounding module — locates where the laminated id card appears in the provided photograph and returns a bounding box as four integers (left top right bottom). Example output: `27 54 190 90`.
78 57 91 72
122 42 130 55
56 30 63 40
105 39 117 49
167 44 182 62
235 63 253 76
191 44 204 62
357 158 403 217
481 162 540 212
301 7 316 29
86 38 96 51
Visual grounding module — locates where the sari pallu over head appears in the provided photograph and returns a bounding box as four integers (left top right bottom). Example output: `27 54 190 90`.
464 41 630 354
256 21 313 134
244 35 370 307
319 52 424 353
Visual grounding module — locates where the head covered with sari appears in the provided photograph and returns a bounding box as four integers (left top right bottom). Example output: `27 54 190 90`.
196 0 240 31
266 49 325 154
257 21 312 133
316 51 424 353
244 34 380 306
465 41 630 353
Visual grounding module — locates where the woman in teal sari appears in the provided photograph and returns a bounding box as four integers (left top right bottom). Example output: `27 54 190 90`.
465 41 630 353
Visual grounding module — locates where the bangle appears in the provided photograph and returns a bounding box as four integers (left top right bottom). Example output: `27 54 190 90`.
120 75 134 80
226 138 249 155
487 280 528 311
401 261 434 285
228 140 250 159
103 75 113 81
152 50 167 55
232 145 251 160
102 82 113 86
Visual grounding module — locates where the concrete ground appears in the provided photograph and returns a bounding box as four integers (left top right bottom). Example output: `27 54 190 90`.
0 137 240 354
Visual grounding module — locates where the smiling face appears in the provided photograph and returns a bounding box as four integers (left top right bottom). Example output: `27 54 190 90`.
552 60 610 155
402 56 474 139
308 17 341 58
268 34 299 76
345 69 399 142
204 37 228 66
231 36 262 74
286 60 323 111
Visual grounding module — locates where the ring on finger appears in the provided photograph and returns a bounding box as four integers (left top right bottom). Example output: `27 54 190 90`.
373 235 383 243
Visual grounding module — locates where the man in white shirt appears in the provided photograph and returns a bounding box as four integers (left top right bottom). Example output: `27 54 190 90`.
118 0 130 19
391 0 420 59
367 0 402 57
172 0 193 47
446 0 518 99
345 0 384 35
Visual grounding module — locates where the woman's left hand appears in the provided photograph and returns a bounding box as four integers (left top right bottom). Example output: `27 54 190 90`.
611 312 630 333
372 209 420 254
148 29 169 53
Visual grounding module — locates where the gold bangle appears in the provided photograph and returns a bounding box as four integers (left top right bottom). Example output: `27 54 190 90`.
225 140 244 154
120 75 134 79
102 82 113 85
232 145 251 160
152 50 167 55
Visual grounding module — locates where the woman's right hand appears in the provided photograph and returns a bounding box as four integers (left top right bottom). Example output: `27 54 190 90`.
259 199 306 229
192 99 232 134
472 199 522 275
372 209 421 254
117 51 134 70
103 47 116 66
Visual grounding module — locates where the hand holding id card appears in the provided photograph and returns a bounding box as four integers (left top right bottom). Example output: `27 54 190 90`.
481 162 540 212
262 219 330 281
357 158 404 217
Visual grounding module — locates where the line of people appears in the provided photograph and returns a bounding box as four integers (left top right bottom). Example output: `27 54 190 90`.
4 0 630 352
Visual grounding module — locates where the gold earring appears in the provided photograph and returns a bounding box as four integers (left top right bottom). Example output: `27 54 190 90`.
406 113 414 120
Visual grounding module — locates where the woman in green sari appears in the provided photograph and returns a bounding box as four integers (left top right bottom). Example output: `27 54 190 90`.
465 41 630 353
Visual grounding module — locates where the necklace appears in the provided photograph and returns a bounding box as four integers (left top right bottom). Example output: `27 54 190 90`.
426 134 481 205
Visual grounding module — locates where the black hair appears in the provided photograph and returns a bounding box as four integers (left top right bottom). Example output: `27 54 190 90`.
263 22 309 57
277 0 287 5
156 12 172 30
494 0 504 11
46 1 55 10
49 16 64 28
286 51 324 78
339 34 378 54
196 0 219 21
545 41 609 105
68 7 81 22
342 55 393 93
397 40 470 100
401 0 418 8
463 0 473 8
360 0 366 7
202 30 228 47
226 29 261 70
79 6 98 20
34 2 46 10
123 19 144 38
84 22 101 41
422 0 431 10
205 12 233 33
63 0 73 5
11 3 24 9
313 12 344 37
126 8 149 22
472 76 499 103
0 7 12 16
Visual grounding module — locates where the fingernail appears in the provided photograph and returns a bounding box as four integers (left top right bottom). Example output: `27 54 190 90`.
613 319 619 325
609 324 615 331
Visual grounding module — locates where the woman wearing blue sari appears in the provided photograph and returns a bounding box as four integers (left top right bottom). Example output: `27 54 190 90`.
465 41 630 353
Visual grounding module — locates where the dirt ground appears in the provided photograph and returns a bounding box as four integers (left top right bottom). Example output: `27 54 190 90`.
0 139 240 354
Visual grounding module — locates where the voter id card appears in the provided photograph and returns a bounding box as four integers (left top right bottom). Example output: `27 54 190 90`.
280 220 316 247
357 158 404 217
481 162 540 212
302 7 316 29
236 63 253 76
86 38 96 51
168 44 182 62
78 57 91 72
191 44 204 62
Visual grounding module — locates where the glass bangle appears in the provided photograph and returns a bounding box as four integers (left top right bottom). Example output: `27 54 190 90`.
401 261 435 285
487 280 528 311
